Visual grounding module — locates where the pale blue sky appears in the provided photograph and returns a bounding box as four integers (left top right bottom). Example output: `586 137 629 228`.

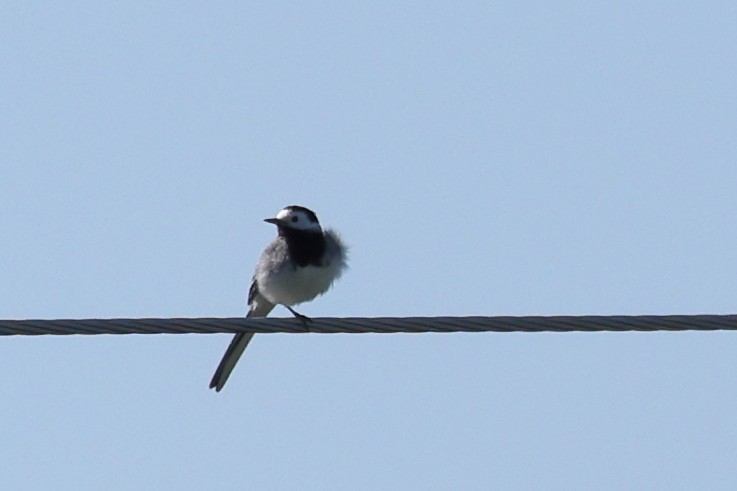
2 2 737 489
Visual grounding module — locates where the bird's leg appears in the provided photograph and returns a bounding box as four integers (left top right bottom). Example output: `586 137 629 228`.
286 306 312 331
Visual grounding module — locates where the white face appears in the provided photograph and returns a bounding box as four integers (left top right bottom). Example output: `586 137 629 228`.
275 207 322 232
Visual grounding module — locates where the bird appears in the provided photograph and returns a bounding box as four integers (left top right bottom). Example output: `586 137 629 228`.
209 205 348 392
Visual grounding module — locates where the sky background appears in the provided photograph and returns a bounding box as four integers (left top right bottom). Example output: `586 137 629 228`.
2 2 737 489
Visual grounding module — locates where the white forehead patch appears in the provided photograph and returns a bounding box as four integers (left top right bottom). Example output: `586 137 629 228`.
275 208 293 220
275 208 322 231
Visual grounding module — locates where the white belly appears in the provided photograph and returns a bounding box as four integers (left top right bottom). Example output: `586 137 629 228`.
257 262 340 307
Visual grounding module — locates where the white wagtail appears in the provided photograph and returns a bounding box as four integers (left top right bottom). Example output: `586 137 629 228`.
209 205 348 391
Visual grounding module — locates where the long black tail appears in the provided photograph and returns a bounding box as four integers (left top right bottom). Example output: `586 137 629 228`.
209 332 256 392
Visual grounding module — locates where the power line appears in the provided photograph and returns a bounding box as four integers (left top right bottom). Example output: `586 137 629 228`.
1 315 736 336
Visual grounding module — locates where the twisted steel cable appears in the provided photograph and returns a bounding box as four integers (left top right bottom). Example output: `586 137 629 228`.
1 315 737 336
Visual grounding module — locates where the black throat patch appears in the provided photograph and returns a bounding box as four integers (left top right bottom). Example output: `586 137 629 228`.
280 227 326 267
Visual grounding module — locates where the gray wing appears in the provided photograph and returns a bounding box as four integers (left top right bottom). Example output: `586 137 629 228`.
209 276 275 392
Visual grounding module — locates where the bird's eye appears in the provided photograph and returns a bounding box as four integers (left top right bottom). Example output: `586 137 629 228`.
291 216 298 223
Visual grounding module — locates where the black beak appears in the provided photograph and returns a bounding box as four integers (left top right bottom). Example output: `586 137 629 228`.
264 217 282 225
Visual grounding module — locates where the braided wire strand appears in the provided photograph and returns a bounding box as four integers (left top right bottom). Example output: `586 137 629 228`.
1 315 737 336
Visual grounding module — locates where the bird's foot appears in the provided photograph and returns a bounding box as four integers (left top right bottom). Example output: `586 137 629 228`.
287 306 313 331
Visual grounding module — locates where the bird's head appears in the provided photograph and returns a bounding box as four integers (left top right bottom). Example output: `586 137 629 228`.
264 205 322 232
